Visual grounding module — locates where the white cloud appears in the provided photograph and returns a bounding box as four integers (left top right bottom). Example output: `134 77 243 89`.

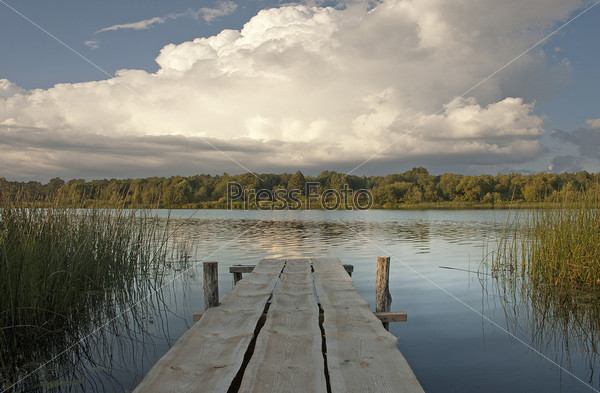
586 118 600 129
0 0 589 179
195 1 238 23
95 1 238 33
96 16 172 33
0 79 25 98
85 39 100 49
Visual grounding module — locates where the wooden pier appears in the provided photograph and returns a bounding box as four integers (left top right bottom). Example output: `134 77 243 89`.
133 258 425 393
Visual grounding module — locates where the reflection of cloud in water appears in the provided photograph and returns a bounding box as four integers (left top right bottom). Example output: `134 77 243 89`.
166 212 507 261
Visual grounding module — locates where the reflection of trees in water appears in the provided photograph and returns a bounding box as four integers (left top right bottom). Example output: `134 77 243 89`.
0 248 196 393
489 276 600 386
437 220 505 245
170 216 506 257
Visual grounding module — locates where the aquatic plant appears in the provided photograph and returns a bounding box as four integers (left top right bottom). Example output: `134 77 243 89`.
0 205 176 391
484 187 600 383
490 186 600 295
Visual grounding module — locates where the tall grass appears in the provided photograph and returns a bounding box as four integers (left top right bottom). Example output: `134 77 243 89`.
0 205 176 391
490 187 600 296
484 187 600 379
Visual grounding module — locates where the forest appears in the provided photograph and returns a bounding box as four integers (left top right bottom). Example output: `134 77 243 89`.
1 167 598 209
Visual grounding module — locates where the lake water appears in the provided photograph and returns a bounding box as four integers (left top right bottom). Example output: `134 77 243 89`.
22 209 600 393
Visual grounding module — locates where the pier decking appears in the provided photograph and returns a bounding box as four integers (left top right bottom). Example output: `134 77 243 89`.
133 258 425 393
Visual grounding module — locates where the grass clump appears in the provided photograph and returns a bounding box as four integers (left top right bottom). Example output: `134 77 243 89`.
526 204 600 293
484 188 600 380
0 205 172 391
491 187 600 296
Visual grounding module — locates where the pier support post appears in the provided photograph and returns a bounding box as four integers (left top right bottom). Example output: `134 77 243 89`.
343 264 354 277
233 271 243 285
203 261 219 309
376 256 392 330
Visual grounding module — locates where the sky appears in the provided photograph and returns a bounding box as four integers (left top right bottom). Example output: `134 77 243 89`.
1 0 599 182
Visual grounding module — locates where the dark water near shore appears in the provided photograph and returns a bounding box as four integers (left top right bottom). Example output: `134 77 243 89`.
8 209 600 393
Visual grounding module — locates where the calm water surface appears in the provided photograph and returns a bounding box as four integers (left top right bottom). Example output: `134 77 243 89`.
52 210 600 392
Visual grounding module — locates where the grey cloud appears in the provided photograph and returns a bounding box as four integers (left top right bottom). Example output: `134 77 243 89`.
0 124 545 181
552 128 600 158
0 126 277 181
550 155 584 173
0 126 273 156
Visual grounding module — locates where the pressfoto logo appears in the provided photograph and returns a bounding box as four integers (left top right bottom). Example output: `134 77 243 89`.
227 182 373 210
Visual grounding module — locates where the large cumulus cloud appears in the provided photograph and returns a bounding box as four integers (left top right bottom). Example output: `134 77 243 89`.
0 0 588 180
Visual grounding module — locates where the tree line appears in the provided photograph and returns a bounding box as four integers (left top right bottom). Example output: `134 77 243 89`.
1 167 598 208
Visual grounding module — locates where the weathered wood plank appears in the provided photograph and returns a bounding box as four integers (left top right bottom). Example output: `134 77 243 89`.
193 311 406 323
238 258 327 393
375 311 407 323
133 258 285 393
312 258 425 393
228 264 355 278
230 265 256 285
229 265 256 274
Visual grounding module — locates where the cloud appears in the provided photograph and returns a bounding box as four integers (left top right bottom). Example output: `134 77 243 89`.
95 15 178 33
552 126 600 159
549 155 583 173
195 1 238 23
586 118 600 129
0 79 25 98
0 124 271 180
0 0 589 180
95 1 238 33
85 39 100 49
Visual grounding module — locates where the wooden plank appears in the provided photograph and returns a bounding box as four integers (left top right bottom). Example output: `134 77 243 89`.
193 311 406 323
133 258 285 393
229 264 355 276
375 311 407 323
312 258 425 393
238 258 327 393
229 265 256 274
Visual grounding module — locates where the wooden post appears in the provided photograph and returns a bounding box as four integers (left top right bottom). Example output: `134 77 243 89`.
343 264 354 277
203 261 219 309
233 272 243 285
229 265 255 285
376 256 392 330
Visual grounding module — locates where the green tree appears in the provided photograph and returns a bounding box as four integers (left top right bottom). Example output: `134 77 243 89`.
287 171 306 194
438 173 462 201
45 177 65 196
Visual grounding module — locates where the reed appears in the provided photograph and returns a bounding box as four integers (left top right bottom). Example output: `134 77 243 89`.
0 204 175 390
490 186 600 296
483 187 600 380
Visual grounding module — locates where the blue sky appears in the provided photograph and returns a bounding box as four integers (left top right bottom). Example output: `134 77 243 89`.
0 1 272 88
1 0 599 181
535 14 600 131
